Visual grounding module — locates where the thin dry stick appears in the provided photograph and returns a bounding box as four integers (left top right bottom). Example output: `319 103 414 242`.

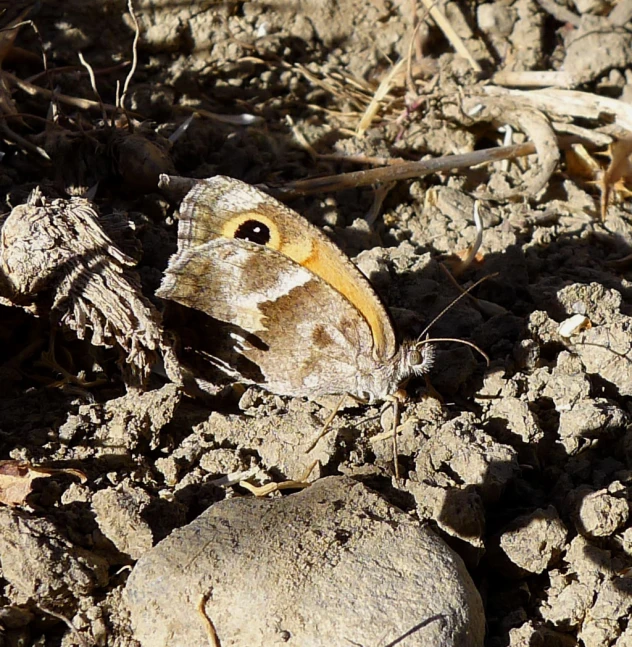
449 199 484 277
114 79 122 124
239 461 318 496
179 105 263 126
239 479 312 496
409 0 424 66
119 0 140 109
276 140 538 197
0 20 35 33
26 61 131 85
492 70 577 89
306 393 347 453
418 0 482 72
499 125 513 173
315 151 406 166
405 17 425 96
286 114 318 160
356 58 405 136
6 71 136 114
38 606 89 647
0 121 50 159
365 182 395 226
78 52 107 124
3 17 48 76
197 593 221 647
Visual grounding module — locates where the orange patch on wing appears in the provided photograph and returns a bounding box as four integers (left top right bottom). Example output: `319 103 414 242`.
301 240 392 359
281 238 316 264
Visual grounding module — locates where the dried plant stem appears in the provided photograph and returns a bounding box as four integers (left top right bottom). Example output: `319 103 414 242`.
418 0 482 72
493 70 577 88
6 71 130 114
119 0 140 109
356 59 405 137
277 133 599 198
78 51 107 123
197 594 221 647
0 121 49 159
276 140 538 197
38 606 89 647
26 61 131 85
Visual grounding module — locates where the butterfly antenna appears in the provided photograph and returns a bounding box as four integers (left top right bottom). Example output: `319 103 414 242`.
417 336 490 365
417 273 499 341
415 273 498 366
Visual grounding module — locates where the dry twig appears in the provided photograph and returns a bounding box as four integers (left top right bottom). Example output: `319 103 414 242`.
417 0 482 72
119 0 140 110
274 141 538 197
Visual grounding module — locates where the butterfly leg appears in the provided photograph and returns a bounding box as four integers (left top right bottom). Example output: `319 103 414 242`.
305 393 349 453
385 394 402 482
371 392 407 481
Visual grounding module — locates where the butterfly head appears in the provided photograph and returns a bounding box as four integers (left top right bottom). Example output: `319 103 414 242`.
393 339 435 392
357 340 435 403
406 340 436 377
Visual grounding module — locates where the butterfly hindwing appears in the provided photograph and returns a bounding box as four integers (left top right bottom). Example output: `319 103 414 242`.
158 237 376 398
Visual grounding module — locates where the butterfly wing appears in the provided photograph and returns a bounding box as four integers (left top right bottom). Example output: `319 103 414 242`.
158 237 380 398
172 176 398 362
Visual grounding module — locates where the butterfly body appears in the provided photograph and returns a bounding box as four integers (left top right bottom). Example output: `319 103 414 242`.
157 176 432 402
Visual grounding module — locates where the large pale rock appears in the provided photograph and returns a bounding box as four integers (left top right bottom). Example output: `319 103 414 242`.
126 476 484 647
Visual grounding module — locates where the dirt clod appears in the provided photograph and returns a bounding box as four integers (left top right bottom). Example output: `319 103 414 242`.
2 1 632 645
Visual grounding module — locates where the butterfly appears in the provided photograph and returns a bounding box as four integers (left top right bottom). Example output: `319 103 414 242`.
157 175 435 407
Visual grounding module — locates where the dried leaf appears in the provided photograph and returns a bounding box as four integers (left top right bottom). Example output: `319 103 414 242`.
600 137 632 220
0 460 88 507
565 144 601 183
0 460 51 506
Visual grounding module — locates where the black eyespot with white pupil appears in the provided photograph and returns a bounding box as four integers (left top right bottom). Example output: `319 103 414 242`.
234 219 271 245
